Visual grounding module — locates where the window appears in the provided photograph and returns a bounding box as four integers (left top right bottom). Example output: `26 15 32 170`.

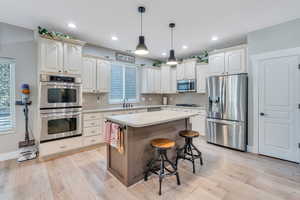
0 59 15 134
110 62 138 103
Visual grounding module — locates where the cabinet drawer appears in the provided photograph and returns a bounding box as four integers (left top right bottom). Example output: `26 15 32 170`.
84 126 101 136
39 137 82 157
82 135 103 147
84 113 102 121
84 119 101 128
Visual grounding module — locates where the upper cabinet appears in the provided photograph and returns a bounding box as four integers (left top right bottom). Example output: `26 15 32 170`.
39 38 64 73
82 56 111 93
161 65 177 94
208 45 247 76
176 59 196 80
196 63 209 93
141 67 161 94
63 43 83 74
96 59 111 93
38 37 85 75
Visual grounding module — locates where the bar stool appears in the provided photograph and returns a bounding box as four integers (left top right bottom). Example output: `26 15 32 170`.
144 138 180 195
176 130 203 173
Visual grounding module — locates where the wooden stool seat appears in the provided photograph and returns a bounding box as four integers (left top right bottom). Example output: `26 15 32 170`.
151 138 175 149
179 130 200 138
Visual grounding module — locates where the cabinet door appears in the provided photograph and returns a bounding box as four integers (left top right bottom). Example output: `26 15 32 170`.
82 57 97 93
196 64 209 93
63 43 82 74
191 115 206 136
176 63 185 80
40 38 63 73
140 68 149 94
147 68 155 93
208 53 225 75
170 67 177 93
161 65 171 93
154 69 161 93
225 49 246 74
97 59 111 93
184 60 196 79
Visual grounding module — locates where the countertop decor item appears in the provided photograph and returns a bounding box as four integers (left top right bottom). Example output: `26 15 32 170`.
167 23 178 65
135 6 149 55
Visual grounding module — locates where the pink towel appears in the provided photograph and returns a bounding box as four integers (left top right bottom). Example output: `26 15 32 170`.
110 123 120 148
104 122 112 143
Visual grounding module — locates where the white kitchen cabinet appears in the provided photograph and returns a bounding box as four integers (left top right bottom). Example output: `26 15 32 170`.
208 53 225 75
191 114 206 136
154 69 161 93
38 37 84 75
63 43 82 74
97 59 111 93
141 67 160 94
176 63 185 80
39 38 64 73
83 113 104 145
208 46 247 76
176 59 196 80
82 57 97 93
225 48 246 74
161 65 177 94
196 63 209 93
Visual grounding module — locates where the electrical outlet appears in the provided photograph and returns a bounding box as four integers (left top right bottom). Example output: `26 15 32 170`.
96 95 101 104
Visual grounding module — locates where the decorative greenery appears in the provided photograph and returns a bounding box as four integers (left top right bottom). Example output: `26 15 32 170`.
189 50 209 63
152 61 163 67
38 26 73 40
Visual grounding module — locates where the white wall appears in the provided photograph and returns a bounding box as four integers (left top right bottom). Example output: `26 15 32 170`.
0 22 37 153
247 18 300 146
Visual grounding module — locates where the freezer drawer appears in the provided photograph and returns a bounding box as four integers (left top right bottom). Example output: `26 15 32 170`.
206 118 246 151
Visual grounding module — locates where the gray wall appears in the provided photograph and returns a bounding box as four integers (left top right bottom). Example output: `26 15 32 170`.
247 18 300 146
0 22 37 153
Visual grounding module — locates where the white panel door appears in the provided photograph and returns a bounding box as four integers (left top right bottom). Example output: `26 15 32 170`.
208 53 225 75
63 43 82 74
40 38 63 73
82 57 97 93
225 49 246 74
184 60 196 79
97 59 111 92
161 65 171 93
258 56 299 162
196 64 209 93
176 63 185 80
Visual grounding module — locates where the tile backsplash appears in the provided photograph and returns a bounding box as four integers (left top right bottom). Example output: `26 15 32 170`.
83 93 163 109
165 93 208 106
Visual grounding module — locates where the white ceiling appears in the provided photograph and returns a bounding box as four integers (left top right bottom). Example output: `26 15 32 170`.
1 0 300 60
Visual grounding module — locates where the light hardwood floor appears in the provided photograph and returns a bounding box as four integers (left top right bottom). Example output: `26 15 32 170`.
1 138 300 200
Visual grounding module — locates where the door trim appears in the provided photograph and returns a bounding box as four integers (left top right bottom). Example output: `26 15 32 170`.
251 47 300 162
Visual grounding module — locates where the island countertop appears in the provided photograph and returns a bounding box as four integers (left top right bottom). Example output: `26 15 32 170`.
105 110 198 127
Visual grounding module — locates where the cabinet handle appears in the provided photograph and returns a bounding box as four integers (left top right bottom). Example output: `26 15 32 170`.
58 70 62 73
64 70 68 73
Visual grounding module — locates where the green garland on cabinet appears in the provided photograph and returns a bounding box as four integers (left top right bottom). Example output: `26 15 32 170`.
38 26 73 40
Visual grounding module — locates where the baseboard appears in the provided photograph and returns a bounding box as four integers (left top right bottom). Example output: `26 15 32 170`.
0 150 19 161
247 145 254 153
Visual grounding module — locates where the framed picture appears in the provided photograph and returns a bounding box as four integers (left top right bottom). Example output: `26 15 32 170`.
115 52 135 63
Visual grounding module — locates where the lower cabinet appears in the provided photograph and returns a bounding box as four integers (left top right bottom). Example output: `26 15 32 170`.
190 114 206 136
83 113 104 145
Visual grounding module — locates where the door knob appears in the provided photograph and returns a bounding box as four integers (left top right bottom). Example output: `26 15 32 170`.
260 112 265 116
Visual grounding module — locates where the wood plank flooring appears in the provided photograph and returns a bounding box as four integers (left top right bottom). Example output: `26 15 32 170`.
1 138 300 200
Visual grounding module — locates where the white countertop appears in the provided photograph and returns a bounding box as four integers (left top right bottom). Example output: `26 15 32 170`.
83 105 206 113
105 110 198 128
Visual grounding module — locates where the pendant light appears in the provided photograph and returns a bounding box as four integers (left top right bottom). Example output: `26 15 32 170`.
135 6 149 55
167 23 178 65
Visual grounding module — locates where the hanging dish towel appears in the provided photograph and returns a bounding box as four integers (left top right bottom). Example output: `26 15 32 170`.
104 121 125 154
104 121 112 143
110 123 120 148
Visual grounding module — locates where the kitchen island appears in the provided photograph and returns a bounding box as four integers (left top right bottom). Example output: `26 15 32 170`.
105 110 198 186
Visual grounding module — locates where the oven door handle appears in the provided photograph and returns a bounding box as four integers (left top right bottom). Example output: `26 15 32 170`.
41 82 81 87
41 112 82 119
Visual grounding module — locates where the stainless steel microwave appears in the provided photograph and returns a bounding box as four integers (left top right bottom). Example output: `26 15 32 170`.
177 80 196 92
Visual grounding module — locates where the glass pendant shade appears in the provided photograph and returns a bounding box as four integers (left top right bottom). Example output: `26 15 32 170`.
167 49 177 65
135 36 149 55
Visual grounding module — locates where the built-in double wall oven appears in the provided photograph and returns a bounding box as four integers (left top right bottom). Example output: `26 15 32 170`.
39 74 83 142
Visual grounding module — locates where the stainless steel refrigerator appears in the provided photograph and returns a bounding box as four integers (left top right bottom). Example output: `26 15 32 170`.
206 73 248 151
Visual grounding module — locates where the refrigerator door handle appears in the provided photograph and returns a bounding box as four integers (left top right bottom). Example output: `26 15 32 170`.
207 118 243 125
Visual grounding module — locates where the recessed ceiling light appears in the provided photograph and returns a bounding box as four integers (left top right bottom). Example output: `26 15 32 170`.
211 36 219 41
111 36 118 41
68 23 77 29
162 52 167 56
182 45 188 49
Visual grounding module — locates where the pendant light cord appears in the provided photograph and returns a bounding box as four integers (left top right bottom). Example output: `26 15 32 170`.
140 12 143 36
171 27 174 49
